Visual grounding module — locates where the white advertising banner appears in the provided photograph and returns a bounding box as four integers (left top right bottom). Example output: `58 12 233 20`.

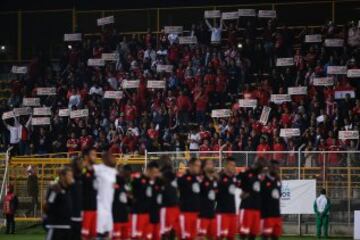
204 10 221 18
164 26 183 34
11 66 28 74
14 107 32 116
2 111 15 120
87 58 105 67
313 77 334 86
156 64 173 73
259 106 271 125
258 10 276 18
288 87 307 95
305 34 322 43
70 109 89 119
104 91 123 99
347 69 360 78
339 131 359 140
97 16 114 26
32 117 51 126
33 107 51 116
355 211 360 240
280 180 316 214
280 128 301 138
327 66 347 75
122 80 140 89
238 9 256 17
238 99 257 108
276 58 294 67
334 90 355 99
64 33 82 42
222 11 239 20
101 53 119 61
58 109 70 117
270 94 291 104
324 38 344 47
179 36 198 45
37 87 56 96
23 98 40 107
147 80 166 89
211 109 232 118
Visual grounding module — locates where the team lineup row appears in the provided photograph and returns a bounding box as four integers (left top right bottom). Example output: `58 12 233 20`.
44 147 281 240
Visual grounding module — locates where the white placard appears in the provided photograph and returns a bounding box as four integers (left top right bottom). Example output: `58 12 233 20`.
288 87 307 95
37 87 56 96
32 117 50 126
259 106 271 125
316 115 325 123
156 65 173 73
87 58 105 67
280 128 301 138
222 11 239 20
164 26 183 34
14 107 32 116
101 53 119 61
204 10 221 18
305 34 322 43
58 109 70 117
122 80 140 89
97 16 114 26
347 69 360 78
104 91 123 99
280 180 316 214
270 94 291 104
339 131 359 140
327 66 347 75
211 109 232 118
23 98 40 107
238 9 256 17
355 211 360 240
64 33 82 42
33 107 51 116
324 38 344 47
335 90 355 99
2 111 15 120
11 66 28 74
258 10 276 18
276 58 294 67
238 99 257 108
70 109 89 119
313 77 334 86
147 80 166 89
179 36 198 45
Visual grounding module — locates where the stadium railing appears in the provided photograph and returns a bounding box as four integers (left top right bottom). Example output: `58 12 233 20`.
0 150 358 236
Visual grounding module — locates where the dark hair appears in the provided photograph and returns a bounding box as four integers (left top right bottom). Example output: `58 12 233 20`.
123 164 133 173
82 147 96 157
71 156 82 176
270 159 280 165
225 157 236 164
321 188 326 195
58 166 72 177
147 161 159 169
188 158 199 165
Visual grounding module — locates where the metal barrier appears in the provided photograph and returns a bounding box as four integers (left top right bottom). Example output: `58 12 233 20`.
2 150 359 236
0 0 360 62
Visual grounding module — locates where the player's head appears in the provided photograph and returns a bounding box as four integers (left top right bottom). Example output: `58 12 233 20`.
58 166 74 187
269 159 280 176
202 159 215 175
146 161 160 180
320 188 326 195
188 158 201 175
82 147 97 164
102 151 117 167
224 157 236 175
252 157 266 172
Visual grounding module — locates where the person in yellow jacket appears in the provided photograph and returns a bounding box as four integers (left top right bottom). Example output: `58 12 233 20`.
314 189 331 238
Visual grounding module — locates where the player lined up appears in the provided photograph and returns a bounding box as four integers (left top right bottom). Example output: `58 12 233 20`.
44 147 282 240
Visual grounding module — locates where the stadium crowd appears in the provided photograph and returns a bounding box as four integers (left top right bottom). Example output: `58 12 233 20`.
1 13 360 167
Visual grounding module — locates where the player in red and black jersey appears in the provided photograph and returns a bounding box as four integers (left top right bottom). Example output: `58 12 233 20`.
198 159 217 239
131 161 160 239
177 158 202 240
238 158 266 240
112 165 132 240
80 147 98 240
261 160 282 240
160 165 180 238
216 157 239 240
